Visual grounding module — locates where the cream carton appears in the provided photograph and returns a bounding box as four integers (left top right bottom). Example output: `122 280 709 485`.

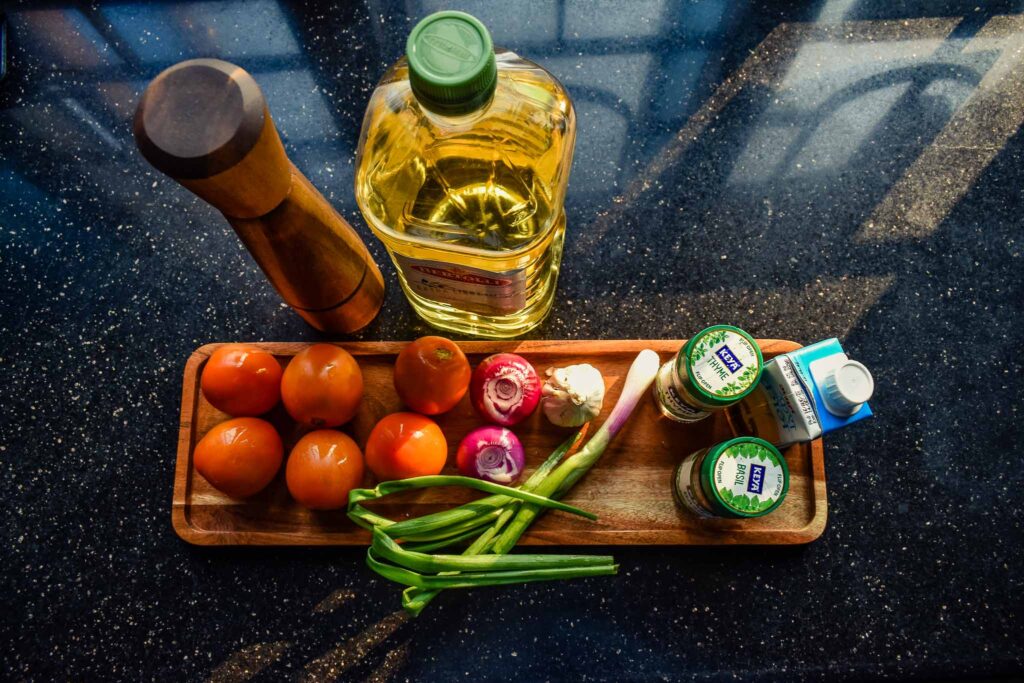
738 338 874 447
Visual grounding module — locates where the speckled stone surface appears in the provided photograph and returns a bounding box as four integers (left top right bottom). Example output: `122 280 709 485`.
2 1 1022 680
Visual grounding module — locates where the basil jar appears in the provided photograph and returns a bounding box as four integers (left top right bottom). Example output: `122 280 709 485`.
653 325 763 423
673 437 789 519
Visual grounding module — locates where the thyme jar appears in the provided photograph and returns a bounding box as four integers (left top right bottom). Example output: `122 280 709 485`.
653 325 763 423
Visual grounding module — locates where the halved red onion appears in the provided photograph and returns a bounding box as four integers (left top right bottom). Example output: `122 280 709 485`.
469 353 541 426
456 426 525 484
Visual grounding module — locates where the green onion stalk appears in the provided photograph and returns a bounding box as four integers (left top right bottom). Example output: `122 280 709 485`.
400 428 588 615
492 349 661 553
348 350 661 615
347 474 595 535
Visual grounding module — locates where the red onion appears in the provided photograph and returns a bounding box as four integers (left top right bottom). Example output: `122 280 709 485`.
456 426 525 484
469 353 541 426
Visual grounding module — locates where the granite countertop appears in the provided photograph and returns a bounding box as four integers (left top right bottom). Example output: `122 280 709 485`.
2 1 1022 680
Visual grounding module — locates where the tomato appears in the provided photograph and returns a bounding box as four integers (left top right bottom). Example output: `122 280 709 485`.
200 344 282 416
364 412 447 481
286 430 364 510
193 417 283 498
281 344 363 428
393 336 471 415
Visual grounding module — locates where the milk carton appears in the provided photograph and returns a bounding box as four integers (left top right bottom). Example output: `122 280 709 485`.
737 338 874 447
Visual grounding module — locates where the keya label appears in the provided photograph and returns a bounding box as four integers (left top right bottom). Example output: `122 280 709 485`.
687 329 761 399
394 255 527 315
711 440 787 515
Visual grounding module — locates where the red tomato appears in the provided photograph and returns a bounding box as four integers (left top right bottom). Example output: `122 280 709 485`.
281 344 363 427
364 412 447 481
193 417 283 498
286 430 364 510
393 336 471 415
200 345 282 416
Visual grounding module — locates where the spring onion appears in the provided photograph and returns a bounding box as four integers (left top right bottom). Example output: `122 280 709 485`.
492 349 661 553
372 528 614 573
346 474 596 536
400 427 588 615
367 549 618 590
350 350 660 616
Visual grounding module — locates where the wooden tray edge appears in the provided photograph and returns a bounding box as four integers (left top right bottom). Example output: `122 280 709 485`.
179 339 801 356
805 433 829 543
172 339 828 547
172 345 218 545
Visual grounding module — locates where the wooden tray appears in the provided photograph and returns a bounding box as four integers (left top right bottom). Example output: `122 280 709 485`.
174 340 826 546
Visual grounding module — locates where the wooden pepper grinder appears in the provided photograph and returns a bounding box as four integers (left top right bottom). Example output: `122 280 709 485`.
133 58 384 333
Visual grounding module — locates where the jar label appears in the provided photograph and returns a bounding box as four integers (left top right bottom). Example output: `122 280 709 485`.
394 255 526 315
688 329 761 399
711 441 787 515
655 363 710 422
673 452 716 518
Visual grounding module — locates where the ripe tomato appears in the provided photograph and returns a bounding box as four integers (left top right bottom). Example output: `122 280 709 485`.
281 344 363 428
393 336 471 415
364 412 447 481
286 430 364 510
200 344 282 416
194 417 283 498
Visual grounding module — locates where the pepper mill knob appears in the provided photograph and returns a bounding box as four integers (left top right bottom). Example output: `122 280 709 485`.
134 58 290 218
821 360 874 416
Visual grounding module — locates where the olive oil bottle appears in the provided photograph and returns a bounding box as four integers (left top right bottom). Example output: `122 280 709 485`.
355 11 576 338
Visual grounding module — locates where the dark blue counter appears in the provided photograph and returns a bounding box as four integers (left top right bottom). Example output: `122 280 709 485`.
2 1 1022 680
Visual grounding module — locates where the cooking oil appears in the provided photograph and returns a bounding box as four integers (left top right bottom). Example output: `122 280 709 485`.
354 10 575 338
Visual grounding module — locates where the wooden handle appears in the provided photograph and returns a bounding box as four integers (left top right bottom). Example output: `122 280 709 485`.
229 164 386 333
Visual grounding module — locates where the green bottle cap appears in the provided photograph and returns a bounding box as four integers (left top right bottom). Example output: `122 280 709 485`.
700 437 789 518
677 324 763 407
406 11 497 114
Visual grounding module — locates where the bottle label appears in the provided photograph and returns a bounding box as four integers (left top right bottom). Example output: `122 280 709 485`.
654 363 710 422
393 255 527 315
687 329 761 399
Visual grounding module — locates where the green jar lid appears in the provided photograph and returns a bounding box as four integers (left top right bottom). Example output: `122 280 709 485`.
677 324 763 407
406 11 497 114
700 437 788 518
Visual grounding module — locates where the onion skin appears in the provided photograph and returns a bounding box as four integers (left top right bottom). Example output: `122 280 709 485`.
469 353 541 427
456 426 525 484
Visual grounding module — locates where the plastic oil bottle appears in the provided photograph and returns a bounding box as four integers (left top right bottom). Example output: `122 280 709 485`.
354 11 576 338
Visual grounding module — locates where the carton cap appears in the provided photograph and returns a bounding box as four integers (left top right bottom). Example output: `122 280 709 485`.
822 360 874 415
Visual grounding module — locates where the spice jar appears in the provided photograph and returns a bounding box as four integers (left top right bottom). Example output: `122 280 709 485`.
653 325 763 423
672 437 788 519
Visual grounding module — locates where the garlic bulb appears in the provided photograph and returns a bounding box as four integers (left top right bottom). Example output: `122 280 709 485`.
541 363 605 427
